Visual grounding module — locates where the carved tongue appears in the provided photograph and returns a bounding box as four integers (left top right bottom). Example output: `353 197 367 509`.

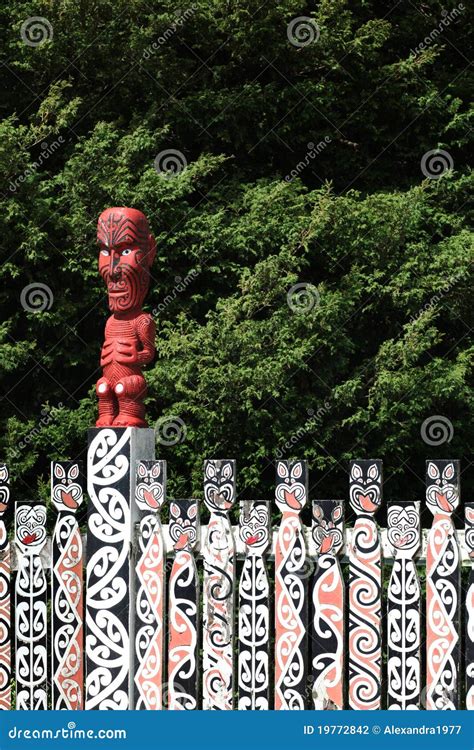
61 490 78 510
143 489 159 508
284 490 301 511
22 533 37 545
246 534 259 546
435 492 453 513
320 536 333 553
174 532 189 550
358 493 378 512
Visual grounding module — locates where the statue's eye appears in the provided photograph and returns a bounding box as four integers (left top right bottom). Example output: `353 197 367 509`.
121 248 132 256
100 249 110 256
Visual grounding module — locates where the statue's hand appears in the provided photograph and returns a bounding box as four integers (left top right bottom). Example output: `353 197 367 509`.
116 339 140 363
136 314 156 365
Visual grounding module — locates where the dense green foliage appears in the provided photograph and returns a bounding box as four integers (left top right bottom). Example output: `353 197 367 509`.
0 0 472 512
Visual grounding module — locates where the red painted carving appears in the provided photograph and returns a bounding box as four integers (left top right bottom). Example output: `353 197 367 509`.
95 207 156 427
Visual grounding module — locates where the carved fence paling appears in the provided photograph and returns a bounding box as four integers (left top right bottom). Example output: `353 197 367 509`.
51 461 84 710
0 456 472 711
0 466 11 710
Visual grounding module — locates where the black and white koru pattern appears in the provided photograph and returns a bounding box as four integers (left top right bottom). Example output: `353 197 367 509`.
387 501 421 709
0 465 10 550
238 500 270 710
0 465 11 709
425 460 460 710
466 502 474 710
134 460 166 710
274 460 308 710
311 499 344 710
15 503 48 710
86 428 135 710
168 499 200 709
348 460 383 710
51 461 84 710
202 459 236 710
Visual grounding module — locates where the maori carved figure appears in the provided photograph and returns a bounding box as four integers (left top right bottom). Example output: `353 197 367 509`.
134 460 166 710
238 500 271 710
0 465 11 709
275 460 308 710
96 207 156 428
387 501 421 709
311 499 344 710
168 499 200 709
466 503 474 710
426 460 460 710
15 503 48 710
51 462 84 710
202 459 236 710
348 459 383 710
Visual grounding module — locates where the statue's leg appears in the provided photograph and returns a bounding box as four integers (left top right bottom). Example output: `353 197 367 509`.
95 377 118 427
113 374 147 428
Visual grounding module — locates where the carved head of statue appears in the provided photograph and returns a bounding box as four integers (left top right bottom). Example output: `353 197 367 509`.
97 207 156 313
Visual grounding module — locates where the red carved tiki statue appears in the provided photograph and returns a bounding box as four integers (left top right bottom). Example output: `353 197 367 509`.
95 207 156 427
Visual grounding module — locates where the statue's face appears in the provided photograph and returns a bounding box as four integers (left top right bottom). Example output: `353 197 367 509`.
97 207 155 312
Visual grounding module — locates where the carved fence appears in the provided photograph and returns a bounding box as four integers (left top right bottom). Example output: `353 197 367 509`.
0 447 472 711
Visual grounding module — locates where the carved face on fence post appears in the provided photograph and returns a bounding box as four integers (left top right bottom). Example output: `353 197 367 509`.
97 207 156 313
